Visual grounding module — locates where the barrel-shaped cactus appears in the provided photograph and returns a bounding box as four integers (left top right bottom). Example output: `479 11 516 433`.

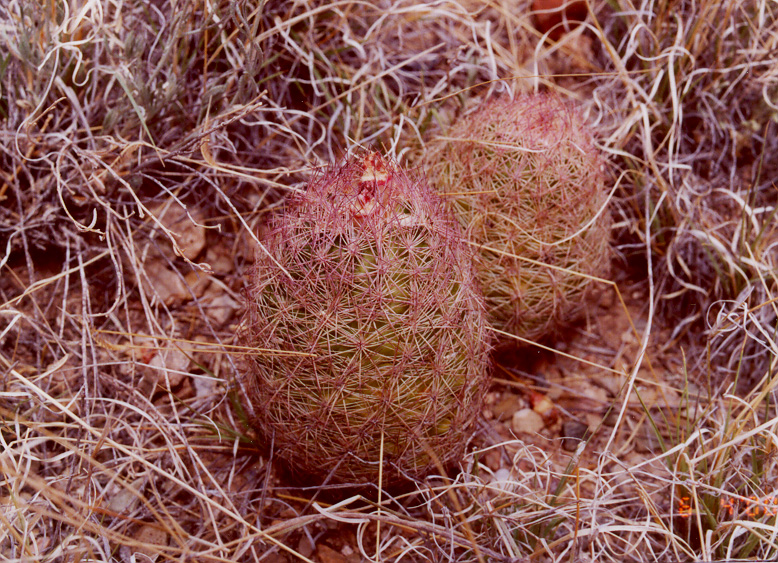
241 152 490 485
424 94 612 342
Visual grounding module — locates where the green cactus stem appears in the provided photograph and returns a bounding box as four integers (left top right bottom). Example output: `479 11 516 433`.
424 94 613 342
240 152 491 485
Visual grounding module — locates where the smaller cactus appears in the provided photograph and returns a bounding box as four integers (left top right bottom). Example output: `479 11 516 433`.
423 94 612 341
240 152 491 485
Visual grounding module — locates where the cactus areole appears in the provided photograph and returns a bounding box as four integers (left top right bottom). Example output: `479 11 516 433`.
241 152 490 485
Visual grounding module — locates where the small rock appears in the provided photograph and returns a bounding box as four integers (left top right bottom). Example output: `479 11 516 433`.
561 420 590 452
297 536 315 559
529 391 559 425
135 341 191 395
200 290 239 325
316 544 347 563
492 393 524 421
512 408 545 435
184 270 211 298
147 345 190 388
144 259 191 305
482 448 503 472
193 374 218 399
105 477 145 514
132 524 168 562
529 392 553 415
150 203 207 261
205 244 235 275
491 468 512 490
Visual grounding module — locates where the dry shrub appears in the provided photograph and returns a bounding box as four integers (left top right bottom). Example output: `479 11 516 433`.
256 0 540 160
591 0 778 390
0 1 309 561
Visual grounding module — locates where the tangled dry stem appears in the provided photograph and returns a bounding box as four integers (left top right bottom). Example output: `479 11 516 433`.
590 0 778 389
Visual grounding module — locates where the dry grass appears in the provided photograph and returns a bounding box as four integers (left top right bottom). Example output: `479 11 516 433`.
589 0 778 391
1 0 777 562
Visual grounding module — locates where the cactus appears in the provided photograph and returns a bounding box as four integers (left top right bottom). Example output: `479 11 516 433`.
423 94 612 342
240 152 491 485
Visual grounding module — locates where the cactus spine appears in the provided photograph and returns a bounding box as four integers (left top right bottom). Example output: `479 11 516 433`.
241 152 491 485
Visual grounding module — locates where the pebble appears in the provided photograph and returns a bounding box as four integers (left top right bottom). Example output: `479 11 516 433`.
561 420 590 451
512 408 545 435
